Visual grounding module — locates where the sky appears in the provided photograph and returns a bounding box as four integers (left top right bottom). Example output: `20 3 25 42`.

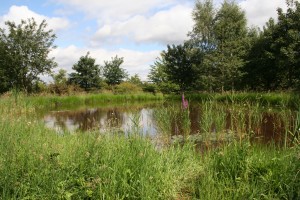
0 0 288 82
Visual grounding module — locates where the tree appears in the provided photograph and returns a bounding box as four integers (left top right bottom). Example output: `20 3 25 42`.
213 0 248 91
162 42 203 91
244 0 300 91
103 55 128 85
51 69 67 85
188 0 248 92
272 1 300 89
148 57 168 84
189 0 217 91
69 52 101 91
128 74 143 86
243 19 278 90
189 0 216 52
0 18 57 93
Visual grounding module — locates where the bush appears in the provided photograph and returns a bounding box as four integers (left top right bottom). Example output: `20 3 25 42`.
158 82 180 94
142 82 157 94
114 82 143 94
48 83 84 95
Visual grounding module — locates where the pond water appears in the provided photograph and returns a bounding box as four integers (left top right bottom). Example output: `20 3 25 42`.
44 102 299 145
44 104 158 136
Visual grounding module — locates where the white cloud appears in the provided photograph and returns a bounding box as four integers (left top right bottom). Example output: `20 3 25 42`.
239 0 287 29
0 5 70 31
92 5 193 45
52 0 183 22
49 45 160 80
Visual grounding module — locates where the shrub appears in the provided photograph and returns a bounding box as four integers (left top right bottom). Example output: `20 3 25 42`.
142 82 157 94
114 82 142 94
158 82 180 94
48 83 84 95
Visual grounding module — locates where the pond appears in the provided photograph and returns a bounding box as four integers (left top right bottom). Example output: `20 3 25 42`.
44 101 299 145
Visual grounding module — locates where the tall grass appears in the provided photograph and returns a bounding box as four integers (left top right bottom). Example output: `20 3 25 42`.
154 100 299 147
0 102 201 199
0 92 164 110
0 95 299 199
193 140 300 199
167 92 300 108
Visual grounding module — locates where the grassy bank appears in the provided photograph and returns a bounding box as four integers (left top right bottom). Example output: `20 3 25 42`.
2 91 299 109
0 92 164 110
0 95 299 199
167 92 300 108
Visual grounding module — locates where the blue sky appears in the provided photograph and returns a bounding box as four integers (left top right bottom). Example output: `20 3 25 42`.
0 0 287 81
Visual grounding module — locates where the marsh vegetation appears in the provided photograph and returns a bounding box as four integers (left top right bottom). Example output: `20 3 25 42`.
0 93 299 199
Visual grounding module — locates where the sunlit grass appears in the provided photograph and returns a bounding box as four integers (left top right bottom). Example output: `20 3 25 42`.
0 94 299 199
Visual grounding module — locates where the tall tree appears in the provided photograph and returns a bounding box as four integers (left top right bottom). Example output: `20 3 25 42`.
244 0 300 91
213 0 248 91
273 1 300 89
189 0 217 91
189 0 216 52
69 52 101 91
103 56 128 85
162 42 203 91
243 19 278 90
189 0 248 92
0 18 57 93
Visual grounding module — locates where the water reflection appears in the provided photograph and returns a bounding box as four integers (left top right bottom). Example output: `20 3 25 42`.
44 106 157 136
44 103 297 145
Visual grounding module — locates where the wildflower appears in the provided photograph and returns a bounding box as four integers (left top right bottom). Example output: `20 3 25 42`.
182 93 188 109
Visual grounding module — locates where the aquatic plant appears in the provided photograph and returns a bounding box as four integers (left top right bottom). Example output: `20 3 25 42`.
182 93 189 109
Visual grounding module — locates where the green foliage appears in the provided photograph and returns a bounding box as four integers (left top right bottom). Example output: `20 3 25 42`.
114 82 143 94
212 1 248 91
0 18 57 93
189 0 217 92
128 74 143 86
103 55 128 85
244 1 300 91
52 69 67 85
157 82 180 94
148 57 168 84
162 42 203 91
142 82 158 94
189 0 216 52
272 1 300 89
48 84 84 96
69 52 101 91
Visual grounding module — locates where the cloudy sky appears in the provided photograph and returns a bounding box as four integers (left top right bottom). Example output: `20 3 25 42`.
0 0 288 81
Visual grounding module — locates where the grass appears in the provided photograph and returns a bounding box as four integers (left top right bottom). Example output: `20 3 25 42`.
0 94 299 199
1 92 164 110
166 92 300 109
193 141 300 199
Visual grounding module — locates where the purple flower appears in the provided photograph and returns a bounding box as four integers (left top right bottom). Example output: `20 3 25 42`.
182 93 188 109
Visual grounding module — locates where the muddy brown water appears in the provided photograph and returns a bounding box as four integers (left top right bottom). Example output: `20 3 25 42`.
44 102 299 145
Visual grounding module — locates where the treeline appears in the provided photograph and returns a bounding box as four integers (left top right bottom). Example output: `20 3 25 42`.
148 0 300 92
1 0 299 94
0 18 148 94
50 53 152 95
